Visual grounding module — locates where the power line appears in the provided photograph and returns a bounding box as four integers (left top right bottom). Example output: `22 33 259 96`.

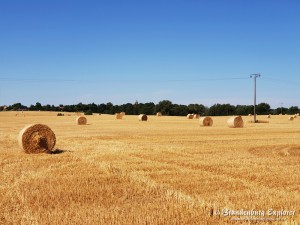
0 76 250 83
261 77 300 85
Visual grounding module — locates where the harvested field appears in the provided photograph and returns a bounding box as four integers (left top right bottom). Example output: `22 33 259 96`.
1 111 300 224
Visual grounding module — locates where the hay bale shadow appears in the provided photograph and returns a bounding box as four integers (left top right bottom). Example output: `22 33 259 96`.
50 149 73 154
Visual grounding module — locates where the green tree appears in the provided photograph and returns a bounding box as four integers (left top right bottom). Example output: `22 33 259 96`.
288 106 299 114
235 105 253 115
170 104 188 116
155 100 173 115
187 104 206 115
35 102 42 111
208 104 235 116
139 102 155 115
256 103 271 115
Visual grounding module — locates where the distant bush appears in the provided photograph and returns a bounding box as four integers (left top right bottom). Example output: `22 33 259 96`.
84 110 93 115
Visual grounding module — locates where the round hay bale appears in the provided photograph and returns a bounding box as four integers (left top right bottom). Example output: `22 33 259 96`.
227 116 244 128
293 115 297 118
18 124 56 154
77 116 87 125
248 114 252 116
289 116 294 121
156 112 162 117
193 114 200 119
267 115 271 118
187 114 193 119
199 117 213 126
138 114 148 121
115 113 123 119
120 112 126 116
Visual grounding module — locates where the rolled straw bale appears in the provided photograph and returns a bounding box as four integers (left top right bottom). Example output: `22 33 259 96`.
138 114 148 121
115 113 123 119
296 113 299 116
77 116 87 125
193 114 200 119
248 114 252 116
267 115 271 118
293 115 297 118
120 112 126 116
18 124 56 154
199 117 213 126
187 114 194 119
227 116 244 128
156 112 162 117
289 116 294 121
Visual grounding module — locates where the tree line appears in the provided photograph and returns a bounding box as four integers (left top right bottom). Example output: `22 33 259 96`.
1 100 299 116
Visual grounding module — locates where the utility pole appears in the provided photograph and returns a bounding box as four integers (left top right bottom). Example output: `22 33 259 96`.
250 73 261 123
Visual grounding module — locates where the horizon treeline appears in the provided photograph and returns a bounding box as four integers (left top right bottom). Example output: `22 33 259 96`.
1 100 299 116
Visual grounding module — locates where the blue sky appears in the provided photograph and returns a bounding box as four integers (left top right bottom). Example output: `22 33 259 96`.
0 0 299 108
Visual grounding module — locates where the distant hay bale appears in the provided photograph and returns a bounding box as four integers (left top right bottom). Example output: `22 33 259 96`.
289 116 294 121
156 112 162 117
187 114 193 119
267 115 271 118
227 116 244 128
248 114 252 116
193 114 200 119
293 115 297 118
138 114 148 121
120 112 126 116
199 117 213 126
279 113 282 115
18 124 56 154
115 113 123 119
296 113 299 116
77 116 87 125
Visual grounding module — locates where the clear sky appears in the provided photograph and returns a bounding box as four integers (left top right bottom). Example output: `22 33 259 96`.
0 0 299 108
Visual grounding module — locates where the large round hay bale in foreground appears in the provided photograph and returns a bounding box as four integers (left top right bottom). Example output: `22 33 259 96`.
187 114 193 119
18 124 56 154
138 114 148 121
289 116 294 121
156 112 162 117
115 113 123 119
199 117 213 126
227 116 244 128
77 116 87 125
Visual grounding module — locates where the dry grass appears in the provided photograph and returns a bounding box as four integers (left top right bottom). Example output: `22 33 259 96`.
1 111 300 224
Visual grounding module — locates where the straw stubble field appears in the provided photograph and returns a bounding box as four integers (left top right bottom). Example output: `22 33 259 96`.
0 111 300 224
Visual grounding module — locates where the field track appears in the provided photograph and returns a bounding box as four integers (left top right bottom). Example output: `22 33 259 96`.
1 111 300 224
